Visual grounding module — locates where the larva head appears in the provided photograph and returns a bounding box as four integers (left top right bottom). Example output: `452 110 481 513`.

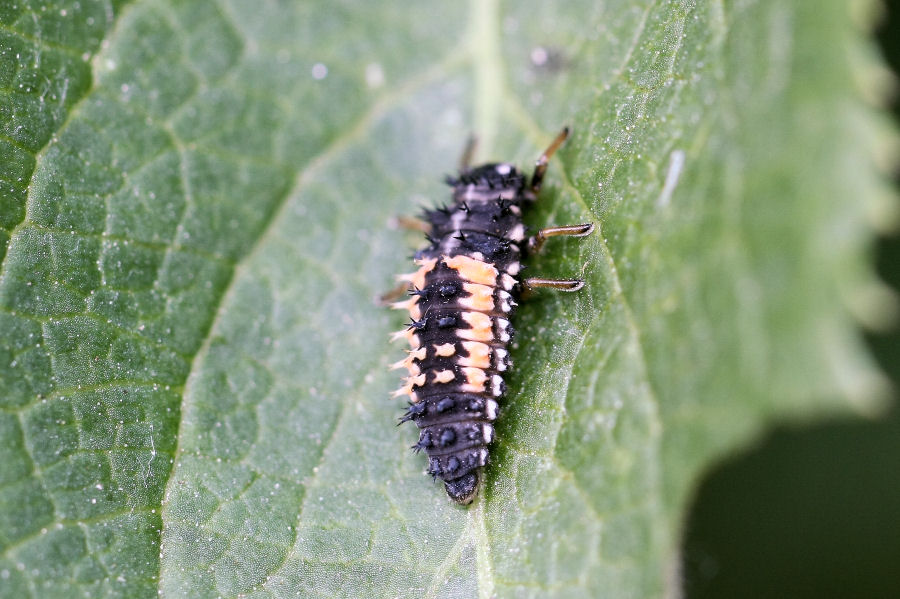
450 163 528 201
467 162 524 185
445 471 480 505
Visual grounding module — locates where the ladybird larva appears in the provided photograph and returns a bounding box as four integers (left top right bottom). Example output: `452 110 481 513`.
389 127 593 504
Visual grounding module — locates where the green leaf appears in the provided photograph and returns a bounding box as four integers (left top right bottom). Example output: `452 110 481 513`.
0 0 891 597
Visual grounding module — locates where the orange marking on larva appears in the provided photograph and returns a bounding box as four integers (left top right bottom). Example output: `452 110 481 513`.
390 328 409 342
434 343 456 357
389 328 421 349
459 341 491 369
391 347 424 370
396 257 438 290
445 255 498 286
433 369 455 384
458 311 494 342
391 385 411 399
392 385 421 402
460 367 488 392
390 355 421 375
405 373 426 388
459 283 495 311
390 297 422 320
390 297 416 311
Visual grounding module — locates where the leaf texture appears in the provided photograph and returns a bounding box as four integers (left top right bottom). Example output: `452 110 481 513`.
0 1 890 597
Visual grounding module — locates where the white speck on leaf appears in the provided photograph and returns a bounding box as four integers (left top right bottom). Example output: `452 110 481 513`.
657 149 686 207
365 62 384 88
530 46 548 66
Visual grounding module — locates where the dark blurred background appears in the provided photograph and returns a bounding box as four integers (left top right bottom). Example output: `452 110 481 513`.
681 2 900 598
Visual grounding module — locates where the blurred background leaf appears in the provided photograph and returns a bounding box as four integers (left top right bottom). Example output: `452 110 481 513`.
0 1 895 598
683 1 900 597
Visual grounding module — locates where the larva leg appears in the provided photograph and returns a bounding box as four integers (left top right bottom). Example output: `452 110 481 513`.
391 215 431 233
523 277 585 293
527 222 594 254
531 127 569 193
378 282 410 305
459 135 479 173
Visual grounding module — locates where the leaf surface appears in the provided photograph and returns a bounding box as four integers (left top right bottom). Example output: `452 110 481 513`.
0 1 888 597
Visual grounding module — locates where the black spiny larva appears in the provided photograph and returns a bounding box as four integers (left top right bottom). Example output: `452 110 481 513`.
388 127 593 505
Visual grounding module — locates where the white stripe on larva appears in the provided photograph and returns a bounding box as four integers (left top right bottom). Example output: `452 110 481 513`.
494 348 508 371
491 375 504 397
486 399 499 420
497 318 511 342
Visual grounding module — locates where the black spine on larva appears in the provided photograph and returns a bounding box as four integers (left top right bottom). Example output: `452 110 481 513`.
401 162 532 505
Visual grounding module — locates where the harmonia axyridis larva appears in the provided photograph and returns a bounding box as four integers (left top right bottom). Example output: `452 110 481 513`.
388 127 593 504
